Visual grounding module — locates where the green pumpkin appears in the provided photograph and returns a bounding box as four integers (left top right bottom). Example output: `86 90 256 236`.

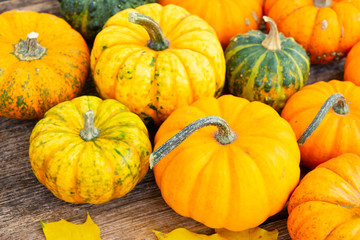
225 16 310 112
58 0 157 42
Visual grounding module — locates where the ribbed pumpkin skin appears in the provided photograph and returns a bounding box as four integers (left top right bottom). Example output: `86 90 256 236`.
59 0 156 42
90 3 225 126
344 40 360 86
225 30 310 111
288 153 360 239
153 95 300 231
29 96 151 204
158 0 263 48
264 0 360 64
0 10 89 119
281 80 360 169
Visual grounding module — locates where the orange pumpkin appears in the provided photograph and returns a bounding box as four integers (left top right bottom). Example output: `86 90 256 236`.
344 40 360 86
90 3 225 126
158 0 264 48
288 153 360 239
281 80 360 169
264 0 360 64
150 94 300 231
0 10 89 119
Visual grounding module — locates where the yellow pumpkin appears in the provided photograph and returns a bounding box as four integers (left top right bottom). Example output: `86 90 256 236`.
90 3 225 125
29 96 152 204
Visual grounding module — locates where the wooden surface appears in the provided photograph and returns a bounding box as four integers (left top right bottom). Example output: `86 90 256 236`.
0 1 346 239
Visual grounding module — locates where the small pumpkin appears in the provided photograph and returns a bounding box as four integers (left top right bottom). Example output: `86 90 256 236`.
29 95 152 204
264 0 360 64
91 3 225 126
58 0 156 42
281 80 360 169
288 153 360 239
158 0 263 48
150 94 300 231
225 16 310 112
0 10 89 119
344 40 360 86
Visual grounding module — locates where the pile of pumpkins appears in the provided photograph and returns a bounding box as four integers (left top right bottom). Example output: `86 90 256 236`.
1 0 360 239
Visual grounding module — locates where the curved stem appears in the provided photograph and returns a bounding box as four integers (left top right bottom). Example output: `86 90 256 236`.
262 16 281 51
128 12 169 51
149 116 237 169
80 109 101 141
314 0 332 7
297 93 349 145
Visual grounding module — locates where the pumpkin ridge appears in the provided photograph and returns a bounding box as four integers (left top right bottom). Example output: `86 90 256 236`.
166 49 194 102
243 51 268 98
321 167 360 203
52 140 85 202
160 13 191 38
277 49 304 88
227 47 265 91
169 46 223 95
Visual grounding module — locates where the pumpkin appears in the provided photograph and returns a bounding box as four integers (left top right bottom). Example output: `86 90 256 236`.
288 153 360 239
281 80 360 169
264 0 360 64
344 40 360 86
58 0 156 42
225 16 310 112
90 3 225 126
0 10 89 119
150 94 300 231
158 0 263 48
29 95 152 204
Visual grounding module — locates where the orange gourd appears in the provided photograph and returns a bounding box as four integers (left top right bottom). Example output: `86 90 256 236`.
281 80 360 169
288 153 360 239
344 40 360 86
264 0 360 64
150 94 300 231
158 0 264 48
0 10 89 119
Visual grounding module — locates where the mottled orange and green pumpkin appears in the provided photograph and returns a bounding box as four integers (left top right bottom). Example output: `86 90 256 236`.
0 10 89 119
225 17 310 112
90 3 225 125
29 96 152 204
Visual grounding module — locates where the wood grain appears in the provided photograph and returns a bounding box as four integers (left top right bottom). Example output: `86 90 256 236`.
0 0 346 239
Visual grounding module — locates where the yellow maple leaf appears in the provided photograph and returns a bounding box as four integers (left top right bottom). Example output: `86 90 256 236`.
41 213 101 240
153 227 278 240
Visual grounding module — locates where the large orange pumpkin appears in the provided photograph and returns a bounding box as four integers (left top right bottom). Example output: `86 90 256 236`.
288 153 360 239
281 80 360 169
151 94 300 231
0 10 89 119
91 3 225 126
158 0 264 48
264 0 360 64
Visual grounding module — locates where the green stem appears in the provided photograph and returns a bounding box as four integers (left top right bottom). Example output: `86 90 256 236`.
128 12 169 51
80 109 101 141
149 116 237 168
314 0 332 7
297 93 349 145
13 32 47 61
262 16 281 51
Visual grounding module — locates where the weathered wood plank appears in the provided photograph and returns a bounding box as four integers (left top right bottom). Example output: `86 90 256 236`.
0 0 346 239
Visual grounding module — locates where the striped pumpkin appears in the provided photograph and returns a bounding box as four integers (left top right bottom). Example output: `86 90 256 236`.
225 16 310 112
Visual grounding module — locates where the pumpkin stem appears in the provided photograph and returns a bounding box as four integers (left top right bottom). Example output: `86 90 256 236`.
262 16 282 51
128 12 169 51
297 93 349 145
149 116 237 168
314 0 332 7
80 109 101 141
13 32 47 61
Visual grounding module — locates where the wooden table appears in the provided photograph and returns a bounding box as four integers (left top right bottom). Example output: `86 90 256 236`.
0 1 346 239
